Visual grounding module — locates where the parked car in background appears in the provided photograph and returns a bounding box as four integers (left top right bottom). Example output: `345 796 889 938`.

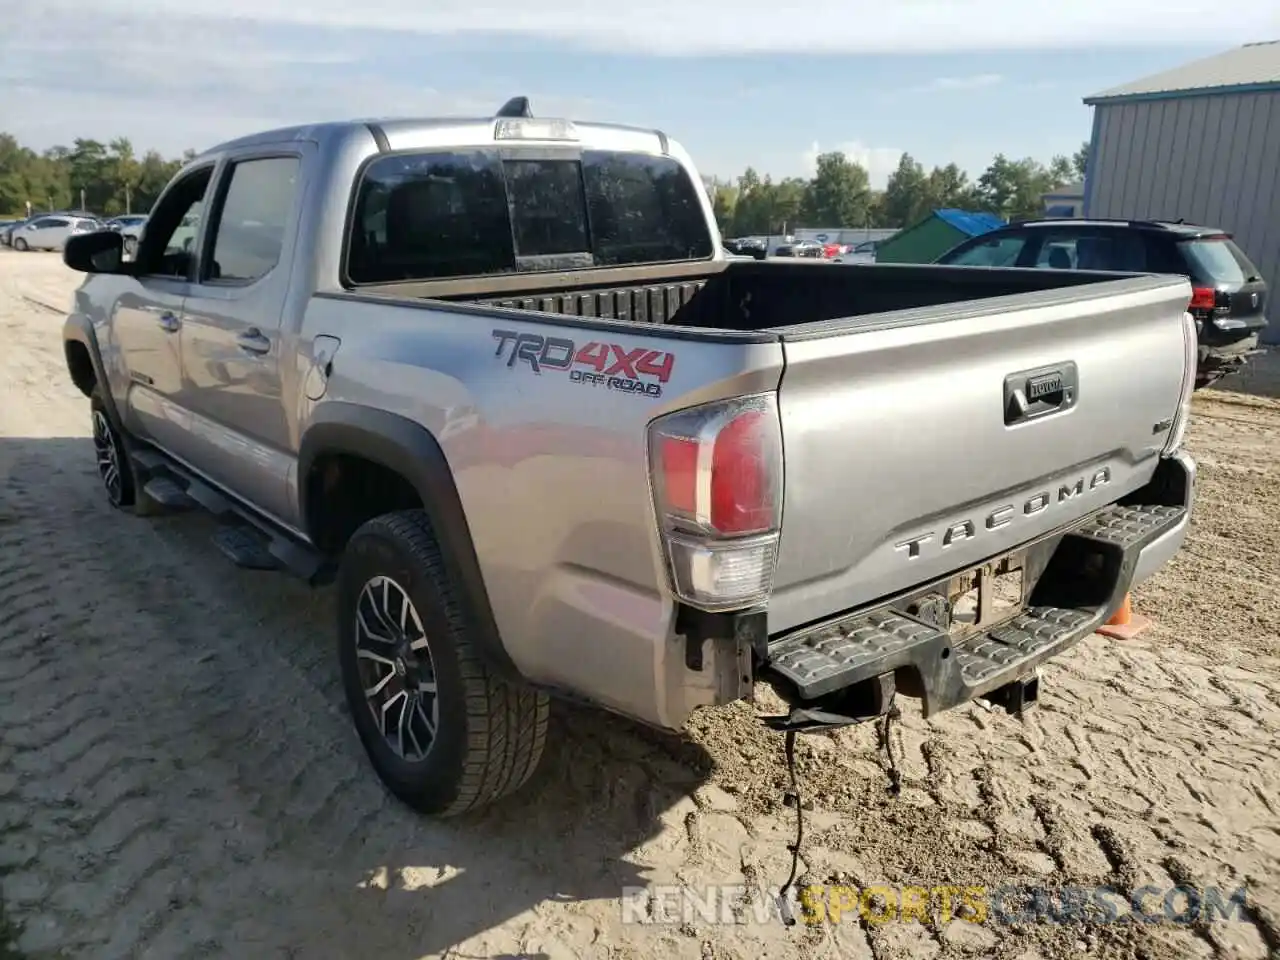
1 218 33 247
8 215 102 252
774 239 824 258
105 215 149 257
725 236 768 258
840 239 880 264
935 218 1269 388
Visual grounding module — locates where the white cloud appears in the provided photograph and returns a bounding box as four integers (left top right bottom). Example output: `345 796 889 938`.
927 74 1005 91
22 0 1277 55
0 11 609 154
803 141 905 190
3 0 1274 167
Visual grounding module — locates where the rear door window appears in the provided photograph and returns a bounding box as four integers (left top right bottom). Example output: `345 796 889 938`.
1034 239 1078 269
346 148 713 284
1019 229 1148 272
941 234 1028 267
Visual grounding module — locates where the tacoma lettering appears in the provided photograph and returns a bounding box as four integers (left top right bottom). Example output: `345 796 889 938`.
894 467 1112 560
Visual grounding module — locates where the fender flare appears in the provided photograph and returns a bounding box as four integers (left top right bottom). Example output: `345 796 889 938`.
298 402 520 680
62 315 126 430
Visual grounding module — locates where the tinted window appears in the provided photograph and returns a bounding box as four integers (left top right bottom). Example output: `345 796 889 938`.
36 218 69 230
942 234 1027 266
1179 238 1259 285
350 150 515 283
1035 239 1077 269
582 152 712 266
208 156 299 283
346 149 713 284
1026 230 1148 272
503 159 589 258
1071 232 1147 271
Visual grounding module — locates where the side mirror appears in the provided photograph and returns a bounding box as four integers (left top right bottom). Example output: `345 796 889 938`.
64 230 131 275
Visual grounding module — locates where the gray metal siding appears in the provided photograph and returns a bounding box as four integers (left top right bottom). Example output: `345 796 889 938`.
1087 90 1280 343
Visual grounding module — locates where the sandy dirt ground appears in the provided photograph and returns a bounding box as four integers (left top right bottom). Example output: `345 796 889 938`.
1 252 1278 960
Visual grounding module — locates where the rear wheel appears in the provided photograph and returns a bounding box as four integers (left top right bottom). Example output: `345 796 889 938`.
91 390 136 508
337 510 550 816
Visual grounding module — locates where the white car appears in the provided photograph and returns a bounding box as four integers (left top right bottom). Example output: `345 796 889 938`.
9 215 101 252
105 215 149 256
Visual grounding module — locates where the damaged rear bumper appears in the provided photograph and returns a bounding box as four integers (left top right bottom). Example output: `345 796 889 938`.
759 452 1195 719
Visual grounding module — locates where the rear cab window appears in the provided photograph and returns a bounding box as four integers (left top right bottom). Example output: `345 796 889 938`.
346 148 714 284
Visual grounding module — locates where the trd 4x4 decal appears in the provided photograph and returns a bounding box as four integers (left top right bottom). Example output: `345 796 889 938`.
491 329 675 398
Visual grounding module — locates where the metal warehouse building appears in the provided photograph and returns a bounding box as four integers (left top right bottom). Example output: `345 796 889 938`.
1082 40 1280 343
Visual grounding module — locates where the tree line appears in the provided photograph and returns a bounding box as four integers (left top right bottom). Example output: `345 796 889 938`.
706 142 1089 237
2 130 1089 234
0 134 196 218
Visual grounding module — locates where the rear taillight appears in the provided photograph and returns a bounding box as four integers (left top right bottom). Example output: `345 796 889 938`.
649 394 783 612
1163 309 1199 455
1189 286 1216 311
1190 284 1234 331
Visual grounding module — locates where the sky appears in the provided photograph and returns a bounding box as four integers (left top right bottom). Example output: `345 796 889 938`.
2 1 1277 189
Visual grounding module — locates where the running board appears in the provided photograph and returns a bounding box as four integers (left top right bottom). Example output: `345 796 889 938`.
129 447 336 585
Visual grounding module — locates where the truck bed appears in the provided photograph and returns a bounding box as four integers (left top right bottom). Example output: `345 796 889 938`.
356 258 1123 332
340 257 1194 646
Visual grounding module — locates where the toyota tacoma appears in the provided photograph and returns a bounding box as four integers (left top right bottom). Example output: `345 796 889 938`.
61 97 1198 817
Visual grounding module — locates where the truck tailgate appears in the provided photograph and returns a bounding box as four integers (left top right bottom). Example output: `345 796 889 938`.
766 275 1192 635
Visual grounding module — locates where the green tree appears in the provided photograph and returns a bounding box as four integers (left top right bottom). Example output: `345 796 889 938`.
882 153 930 227
1072 141 1090 179
802 151 871 227
1048 154 1075 187
976 155 1058 221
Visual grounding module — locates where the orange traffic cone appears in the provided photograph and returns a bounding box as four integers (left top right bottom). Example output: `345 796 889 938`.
1096 592 1151 640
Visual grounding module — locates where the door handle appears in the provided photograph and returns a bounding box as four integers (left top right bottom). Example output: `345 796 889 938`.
1003 361 1078 426
157 312 180 333
236 328 271 355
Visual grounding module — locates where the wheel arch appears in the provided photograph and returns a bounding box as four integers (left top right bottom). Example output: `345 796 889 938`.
63 317 125 425
298 402 520 680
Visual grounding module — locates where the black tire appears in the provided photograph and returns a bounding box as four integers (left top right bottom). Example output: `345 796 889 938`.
90 389 136 508
13 237 28 252
336 510 550 816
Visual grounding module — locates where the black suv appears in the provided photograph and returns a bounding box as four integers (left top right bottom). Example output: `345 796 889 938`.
935 218 1269 388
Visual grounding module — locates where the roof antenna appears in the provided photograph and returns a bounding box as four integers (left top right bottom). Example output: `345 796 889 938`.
496 97 532 118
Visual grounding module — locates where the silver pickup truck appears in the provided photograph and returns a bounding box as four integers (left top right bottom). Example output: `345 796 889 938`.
61 98 1199 818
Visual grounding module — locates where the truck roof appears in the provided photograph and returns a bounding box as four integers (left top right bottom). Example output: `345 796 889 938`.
199 99 673 161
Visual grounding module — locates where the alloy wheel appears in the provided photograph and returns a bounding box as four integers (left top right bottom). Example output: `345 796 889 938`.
91 408 125 505
354 575 440 763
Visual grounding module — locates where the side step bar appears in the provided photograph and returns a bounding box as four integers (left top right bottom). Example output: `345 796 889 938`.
762 501 1187 718
131 448 336 586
